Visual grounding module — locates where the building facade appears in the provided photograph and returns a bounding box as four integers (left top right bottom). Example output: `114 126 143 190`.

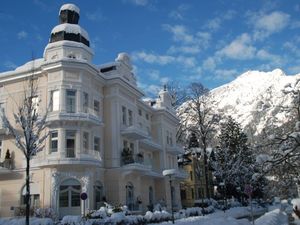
0 4 185 218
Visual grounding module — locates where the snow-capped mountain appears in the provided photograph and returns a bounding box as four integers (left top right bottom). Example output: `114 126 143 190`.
209 69 300 138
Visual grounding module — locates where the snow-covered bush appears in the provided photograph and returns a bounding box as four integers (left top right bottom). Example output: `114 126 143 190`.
86 207 107 219
61 216 82 225
144 210 171 223
34 207 57 221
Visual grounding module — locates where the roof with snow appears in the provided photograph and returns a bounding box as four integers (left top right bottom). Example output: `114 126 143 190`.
59 4 80 14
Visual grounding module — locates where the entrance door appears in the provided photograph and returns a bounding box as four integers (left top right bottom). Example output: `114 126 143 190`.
59 179 81 218
126 182 134 211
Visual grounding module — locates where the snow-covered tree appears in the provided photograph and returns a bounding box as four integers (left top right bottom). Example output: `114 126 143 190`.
213 116 255 198
0 76 48 225
178 82 220 198
259 80 300 198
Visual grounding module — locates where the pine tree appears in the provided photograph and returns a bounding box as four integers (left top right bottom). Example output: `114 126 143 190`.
213 116 255 198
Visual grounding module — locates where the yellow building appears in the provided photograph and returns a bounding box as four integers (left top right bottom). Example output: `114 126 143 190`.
179 149 214 208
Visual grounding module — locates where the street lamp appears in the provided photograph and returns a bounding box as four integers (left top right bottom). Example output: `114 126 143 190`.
163 169 177 224
219 181 226 212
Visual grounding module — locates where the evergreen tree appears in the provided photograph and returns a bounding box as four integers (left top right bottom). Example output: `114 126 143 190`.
213 116 255 198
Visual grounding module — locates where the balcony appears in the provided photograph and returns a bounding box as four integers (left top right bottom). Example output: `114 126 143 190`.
166 144 184 155
139 138 162 152
0 158 13 174
121 126 148 140
31 150 102 167
120 151 151 174
47 109 102 126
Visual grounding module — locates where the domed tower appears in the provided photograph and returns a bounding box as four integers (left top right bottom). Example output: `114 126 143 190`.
44 4 93 62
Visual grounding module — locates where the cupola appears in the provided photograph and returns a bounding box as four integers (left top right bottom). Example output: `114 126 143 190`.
44 4 93 62
49 3 89 46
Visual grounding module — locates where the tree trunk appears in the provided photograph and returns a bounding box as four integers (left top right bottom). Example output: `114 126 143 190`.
25 157 30 225
203 148 210 199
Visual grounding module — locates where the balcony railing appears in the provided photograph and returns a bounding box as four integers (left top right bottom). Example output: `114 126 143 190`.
0 158 13 174
66 148 75 158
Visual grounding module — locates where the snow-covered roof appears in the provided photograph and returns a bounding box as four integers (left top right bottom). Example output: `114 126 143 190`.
51 24 89 41
59 4 80 15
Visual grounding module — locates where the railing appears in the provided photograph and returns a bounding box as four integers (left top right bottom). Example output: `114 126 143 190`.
66 148 75 158
0 158 13 170
121 152 144 166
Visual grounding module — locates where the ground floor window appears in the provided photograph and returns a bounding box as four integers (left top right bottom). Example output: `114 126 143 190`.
59 179 81 208
94 181 104 209
21 183 40 208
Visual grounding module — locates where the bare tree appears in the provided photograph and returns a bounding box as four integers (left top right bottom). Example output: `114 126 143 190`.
178 82 220 198
1 75 48 225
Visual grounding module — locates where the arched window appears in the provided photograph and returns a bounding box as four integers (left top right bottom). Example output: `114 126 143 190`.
21 183 40 208
126 182 134 211
94 181 104 209
59 179 81 208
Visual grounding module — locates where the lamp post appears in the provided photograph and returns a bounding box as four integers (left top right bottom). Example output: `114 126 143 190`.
163 169 177 224
219 181 226 212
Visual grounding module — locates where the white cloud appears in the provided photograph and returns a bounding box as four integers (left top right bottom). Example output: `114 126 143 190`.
132 51 197 68
204 10 236 31
163 24 195 44
163 24 211 54
169 4 190 20
86 9 105 22
168 45 201 55
215 69 238 80
247 11 290 40
256 49 283 65
132 51 175 65
4 61 17 69
202 57 217 71
124 0 148 6
17 31 28 39
217 33 256 60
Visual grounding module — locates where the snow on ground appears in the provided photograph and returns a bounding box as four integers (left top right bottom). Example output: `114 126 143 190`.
0 217 53 225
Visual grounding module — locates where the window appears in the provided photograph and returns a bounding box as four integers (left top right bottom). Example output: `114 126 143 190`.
94 137 100 152
180 189 187 200
170 133 173 146
190 171 193 181
128 110 133 126
66 90 76 113
146 113 149 120
149 186 154 205
31 96 39 112
191 188 194 199
129 143 134 152
50 131 58 153
66 131 76 157
83 132 89 152
138 109 142 116
166 131 170 145
51 90 60 111
83 92 88 113
94 182 104 209
198 188 204 199
0 140 2 158
59 179 81 208
94 100 100 116
122 106 127 125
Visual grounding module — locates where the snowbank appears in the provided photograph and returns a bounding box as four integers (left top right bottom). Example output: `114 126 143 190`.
255 209 288 225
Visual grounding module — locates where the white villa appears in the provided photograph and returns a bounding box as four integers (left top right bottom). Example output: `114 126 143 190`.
0 4 186 218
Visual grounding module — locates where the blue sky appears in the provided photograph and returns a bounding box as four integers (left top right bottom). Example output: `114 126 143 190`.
1 0 300 96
